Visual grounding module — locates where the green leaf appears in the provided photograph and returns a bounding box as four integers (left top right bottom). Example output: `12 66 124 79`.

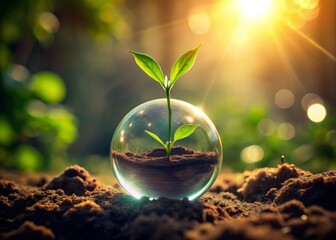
173 124 198 142
129 50 165 86
169 45 201 88
144 130 165 147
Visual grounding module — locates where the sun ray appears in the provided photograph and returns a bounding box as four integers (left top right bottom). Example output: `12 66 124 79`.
283 21 336 62
199 21 246 107
132 19 186 36
199 67 218 108
266 23 306 92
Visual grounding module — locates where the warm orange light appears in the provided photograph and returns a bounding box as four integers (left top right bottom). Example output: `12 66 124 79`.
238 0 273 19
281 0 320 29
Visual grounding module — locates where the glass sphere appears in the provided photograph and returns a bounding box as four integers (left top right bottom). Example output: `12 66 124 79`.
111 99 222 200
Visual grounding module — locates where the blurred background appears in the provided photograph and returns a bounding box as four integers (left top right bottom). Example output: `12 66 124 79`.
0 0 335 177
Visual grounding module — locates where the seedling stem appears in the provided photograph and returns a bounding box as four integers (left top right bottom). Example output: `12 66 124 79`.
129 45 201 158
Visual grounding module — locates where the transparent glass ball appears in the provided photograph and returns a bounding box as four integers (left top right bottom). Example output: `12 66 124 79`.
111 99 222 200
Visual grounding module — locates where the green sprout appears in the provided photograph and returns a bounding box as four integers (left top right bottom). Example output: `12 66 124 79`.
129 45 201 158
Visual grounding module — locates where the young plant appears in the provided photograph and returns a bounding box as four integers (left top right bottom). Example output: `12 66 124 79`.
129 45 201 158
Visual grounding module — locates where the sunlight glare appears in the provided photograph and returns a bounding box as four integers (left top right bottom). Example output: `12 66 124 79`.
120 130 125 143
194 106 205 116
238 0 273 19
185 116 194 123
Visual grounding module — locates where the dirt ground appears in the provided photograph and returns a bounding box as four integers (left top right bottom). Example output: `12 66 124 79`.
0 164 335 240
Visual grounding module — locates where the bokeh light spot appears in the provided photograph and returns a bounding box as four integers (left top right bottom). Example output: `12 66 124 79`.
188 11 211 35
241 145 264 163
301 93 323 111
99 4 115 23
277 122 296 140
274 89 295 109
293 144 313 163
280 0 320 29
10 64 29 82
258 118 276 136
38 12 60 34
303 5 320 21
27 100 47 117
307 103 326 122
300 0 319 10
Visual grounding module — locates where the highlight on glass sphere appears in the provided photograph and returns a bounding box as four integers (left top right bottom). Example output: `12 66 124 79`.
110 45 223 200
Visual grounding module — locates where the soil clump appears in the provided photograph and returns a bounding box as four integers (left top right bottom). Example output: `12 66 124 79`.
0 164 335 240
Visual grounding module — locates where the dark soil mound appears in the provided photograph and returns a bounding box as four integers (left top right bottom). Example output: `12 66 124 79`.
1 164 336 240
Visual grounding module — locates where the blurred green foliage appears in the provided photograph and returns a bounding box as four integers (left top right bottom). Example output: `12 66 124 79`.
217 102 336 173
0 0 124 171
0 68 78 171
